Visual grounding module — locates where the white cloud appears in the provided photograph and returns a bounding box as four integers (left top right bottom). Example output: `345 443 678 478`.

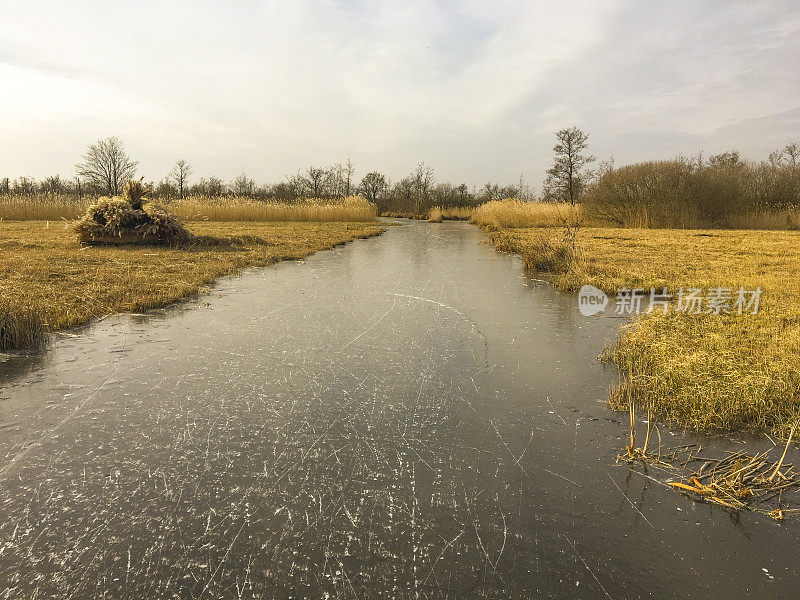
0 0 798 187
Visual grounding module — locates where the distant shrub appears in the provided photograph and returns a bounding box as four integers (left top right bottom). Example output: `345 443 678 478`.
583 158 800 228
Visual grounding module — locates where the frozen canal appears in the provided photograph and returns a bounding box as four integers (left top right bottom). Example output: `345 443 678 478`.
1 219 797 598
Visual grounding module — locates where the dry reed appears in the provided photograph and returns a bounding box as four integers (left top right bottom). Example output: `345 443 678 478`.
0 194 90 220
470 199 581 230
0 297 46 352
166 195 376 222
619 403 800 518
1 194 377 223
437 206 473 220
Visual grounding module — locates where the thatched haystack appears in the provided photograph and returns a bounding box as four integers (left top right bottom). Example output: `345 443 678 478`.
75 179 192 245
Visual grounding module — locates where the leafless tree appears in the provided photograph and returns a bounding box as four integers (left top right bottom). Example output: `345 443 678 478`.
544 127 595 205
411 163 434 214
771 142 799 172
12 176 37 194
303 166 331 197
481 182 500 202
231 172 256 196
455 183 471 204
287 173 308 199
196 176 225 196
169 159 193 198
155 179 177 198
708 150 742 169
40 175 64 194
785 143 800 172
342 158 355 196
392 177 415 203
359 172 389 203
76 137 138 195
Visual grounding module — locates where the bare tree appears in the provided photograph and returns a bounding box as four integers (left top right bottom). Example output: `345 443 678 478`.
392 177 415 203
481 182 500 202
544 127 595 205
785 143 800 172
411 163 434 214
771 142 800 172
267 182 298 201
455 183 471 205
169 159 193 198
708 150 742 169
287 173 308 199
40 175 64 194
304 166 331 197
342 158 355 197
76 137 138 195
231 172 256 196
155 178 177 198
198 176 225 196
12 176 37 194
358 172 389 203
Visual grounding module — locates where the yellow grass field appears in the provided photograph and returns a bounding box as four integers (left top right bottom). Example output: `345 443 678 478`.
0 220 384 349
490 226 800 436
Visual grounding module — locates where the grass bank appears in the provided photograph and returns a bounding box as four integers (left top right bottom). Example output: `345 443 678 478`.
0 220 384 351
490 226 800 437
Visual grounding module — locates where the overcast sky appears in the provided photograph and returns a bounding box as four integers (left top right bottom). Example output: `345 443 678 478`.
2 0 799 189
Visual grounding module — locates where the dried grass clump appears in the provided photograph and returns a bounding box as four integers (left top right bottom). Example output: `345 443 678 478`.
619 403 800 518
0 297 45 352
427 206 443 222
491 221 586 275
74 181 192 245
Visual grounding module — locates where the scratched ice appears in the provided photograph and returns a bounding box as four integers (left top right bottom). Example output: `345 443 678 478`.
0 220 797 598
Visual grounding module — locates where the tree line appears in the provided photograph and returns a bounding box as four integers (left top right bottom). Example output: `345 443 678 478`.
0 136 540 214
3 132 798 219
